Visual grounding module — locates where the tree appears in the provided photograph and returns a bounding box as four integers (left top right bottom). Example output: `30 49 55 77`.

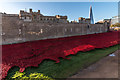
110 23 120 27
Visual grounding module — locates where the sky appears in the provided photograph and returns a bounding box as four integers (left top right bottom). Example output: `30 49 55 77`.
0 2 118 22
0 0 120 2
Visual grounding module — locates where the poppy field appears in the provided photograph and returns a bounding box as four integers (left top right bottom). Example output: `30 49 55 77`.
1 31 120 79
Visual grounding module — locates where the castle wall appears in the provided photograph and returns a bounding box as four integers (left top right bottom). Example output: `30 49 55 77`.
2 15 108 44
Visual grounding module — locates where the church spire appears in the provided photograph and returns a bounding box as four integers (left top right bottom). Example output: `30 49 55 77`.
89 6 94 24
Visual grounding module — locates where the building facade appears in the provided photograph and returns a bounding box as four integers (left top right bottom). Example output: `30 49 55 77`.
19 9 68 23
111 16 118 24
78 17 91 24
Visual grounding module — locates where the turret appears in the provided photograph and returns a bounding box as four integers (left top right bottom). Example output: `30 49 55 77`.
38 10 40 14
29 9 32 13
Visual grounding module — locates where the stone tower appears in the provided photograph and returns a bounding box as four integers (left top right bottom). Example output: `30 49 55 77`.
89 6 94 24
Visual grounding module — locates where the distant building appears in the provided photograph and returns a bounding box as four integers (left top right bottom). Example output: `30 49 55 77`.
96 19 111 24
96 19 111 31
103 19 111 27
118 15 120 23
111 16 118 24
78 6 94 24
78 17 91 24
118 1 120 23
71 20 78 23
111 1 120 25
19 8 68 23
95 21 104 24
89 6 94 24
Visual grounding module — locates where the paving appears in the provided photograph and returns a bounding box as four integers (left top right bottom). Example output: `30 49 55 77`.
68 50 119 78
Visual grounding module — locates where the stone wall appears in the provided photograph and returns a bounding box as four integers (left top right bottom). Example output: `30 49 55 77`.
1 15 108 45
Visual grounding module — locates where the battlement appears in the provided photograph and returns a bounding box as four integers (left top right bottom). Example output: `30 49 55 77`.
2 14 19 17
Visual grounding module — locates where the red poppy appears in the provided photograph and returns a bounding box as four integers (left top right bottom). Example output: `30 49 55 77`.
1 31 119 79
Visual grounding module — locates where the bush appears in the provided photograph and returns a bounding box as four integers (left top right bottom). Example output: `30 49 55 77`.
12 71 54 80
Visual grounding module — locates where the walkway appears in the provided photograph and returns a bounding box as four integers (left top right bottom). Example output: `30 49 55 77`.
69 50 119 78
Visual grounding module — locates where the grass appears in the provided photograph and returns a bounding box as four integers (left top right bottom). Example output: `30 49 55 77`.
6 44 119 79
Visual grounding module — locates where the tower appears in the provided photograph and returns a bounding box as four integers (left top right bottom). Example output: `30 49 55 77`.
89 6 94 24
118 1 120 23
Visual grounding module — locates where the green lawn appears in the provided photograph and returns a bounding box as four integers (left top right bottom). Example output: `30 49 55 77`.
6 44 119 79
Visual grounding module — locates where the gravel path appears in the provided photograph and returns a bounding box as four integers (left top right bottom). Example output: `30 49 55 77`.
68 50 119 78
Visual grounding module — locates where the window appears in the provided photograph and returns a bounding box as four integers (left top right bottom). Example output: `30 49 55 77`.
88 25 90 28
34 16 36 19
71 28 73 32
65 28 67 32
40 29 43 33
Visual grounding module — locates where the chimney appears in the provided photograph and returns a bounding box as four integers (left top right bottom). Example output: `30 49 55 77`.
29 9 32 13
38 10 40 14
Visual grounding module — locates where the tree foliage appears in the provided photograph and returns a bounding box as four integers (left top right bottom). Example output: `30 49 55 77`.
111 23 120 27
12 71 54 80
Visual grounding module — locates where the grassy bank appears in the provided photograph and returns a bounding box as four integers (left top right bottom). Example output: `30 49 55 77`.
6 44 119 79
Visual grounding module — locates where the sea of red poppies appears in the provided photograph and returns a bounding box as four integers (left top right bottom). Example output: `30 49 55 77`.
0 31 120 79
